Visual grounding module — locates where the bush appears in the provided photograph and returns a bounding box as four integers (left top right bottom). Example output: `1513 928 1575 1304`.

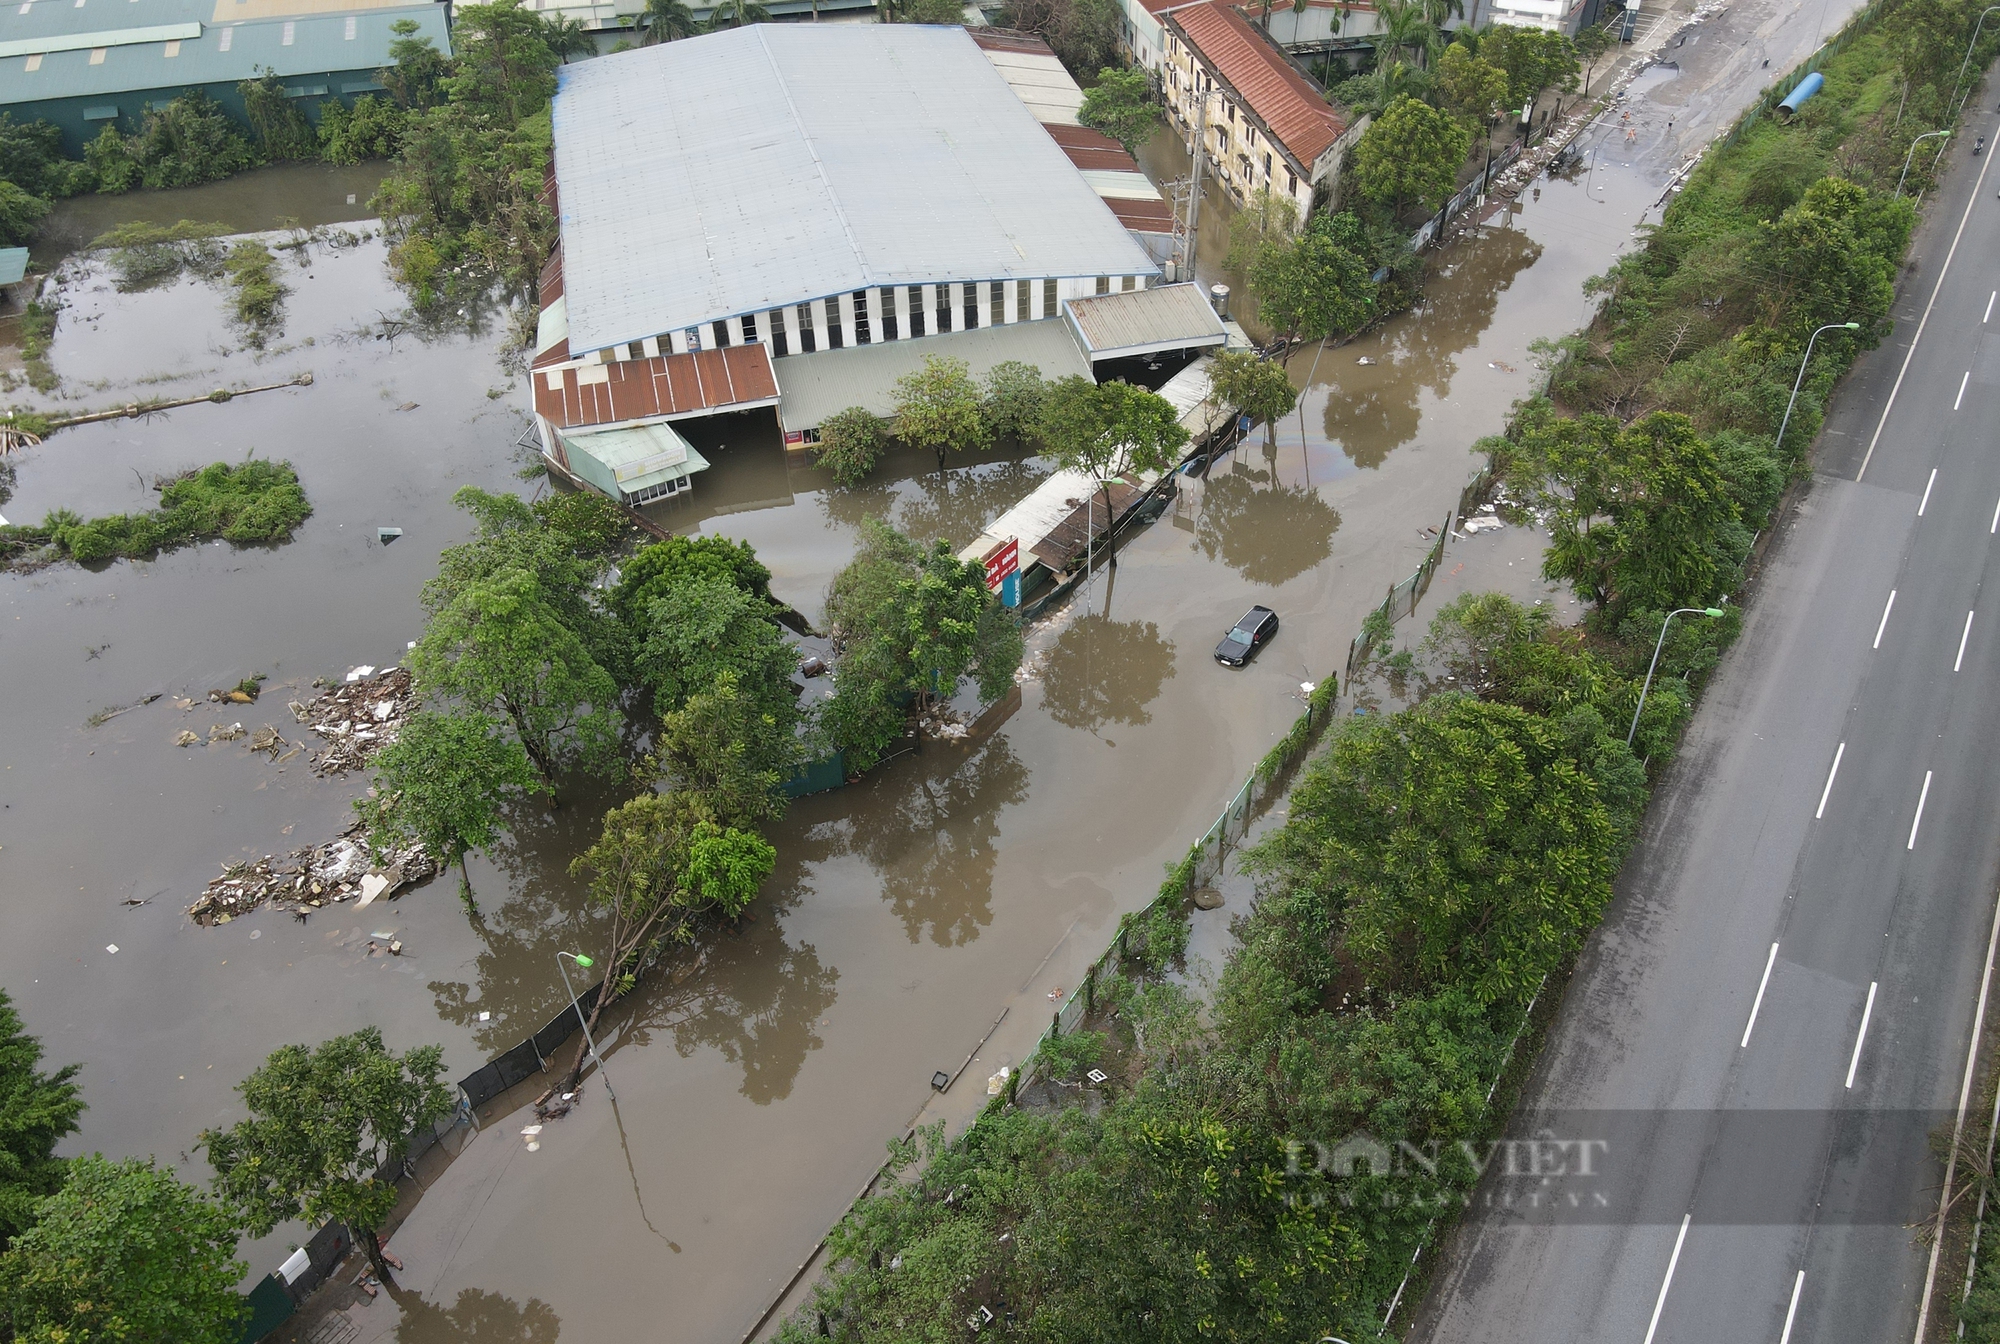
223 240 286 326
318 94 408 164
128 92 259 191
238 71 319 160
813 406 887 487
43 459 311 565
1033 1029 1105 1082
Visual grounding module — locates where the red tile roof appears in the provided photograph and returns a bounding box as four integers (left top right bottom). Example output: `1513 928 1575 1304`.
1168 1 1347 168
1040 126 1174 233
533 344 780 431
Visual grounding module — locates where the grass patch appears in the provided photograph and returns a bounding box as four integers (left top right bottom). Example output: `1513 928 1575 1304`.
90 220 231 291
222 240 285 329
1 459 311 568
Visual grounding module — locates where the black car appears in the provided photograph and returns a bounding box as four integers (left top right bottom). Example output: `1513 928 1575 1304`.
1214 606 1279 667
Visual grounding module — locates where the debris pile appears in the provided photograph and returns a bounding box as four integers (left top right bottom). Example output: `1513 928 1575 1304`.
290 667 416 775
187 821 436 926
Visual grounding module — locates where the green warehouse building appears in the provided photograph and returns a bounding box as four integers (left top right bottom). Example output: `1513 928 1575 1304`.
0 0 450 154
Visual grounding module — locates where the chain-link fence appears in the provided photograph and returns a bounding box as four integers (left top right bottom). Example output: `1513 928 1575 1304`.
1345 510 1455 684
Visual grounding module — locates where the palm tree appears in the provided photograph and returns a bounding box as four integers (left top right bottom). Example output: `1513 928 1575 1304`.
542 13 595 61
705 0 770 28
637 0 698 42
1374 0 1437 68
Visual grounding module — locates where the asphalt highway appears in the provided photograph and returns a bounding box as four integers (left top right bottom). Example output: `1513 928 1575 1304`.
1412 83 2000 1344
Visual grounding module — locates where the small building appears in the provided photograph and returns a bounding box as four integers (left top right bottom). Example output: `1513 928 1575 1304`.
0 0 450 155
0 246 30 310
1160 0 1366 225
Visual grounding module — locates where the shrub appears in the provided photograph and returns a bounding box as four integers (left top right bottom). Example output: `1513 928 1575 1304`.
813 406 887 486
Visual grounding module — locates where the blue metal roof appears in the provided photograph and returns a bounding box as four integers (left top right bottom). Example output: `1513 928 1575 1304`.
0 247 28 284
0 0 446 106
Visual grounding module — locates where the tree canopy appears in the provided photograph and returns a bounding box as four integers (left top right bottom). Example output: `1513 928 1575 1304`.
0 990 83 1251
894 355 991 474
1353 95 1470 217
0 1156 246 1344
1249 211 1380 341
1078 66 1160 154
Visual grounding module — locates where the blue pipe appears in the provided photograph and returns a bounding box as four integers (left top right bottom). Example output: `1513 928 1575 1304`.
1778 71 1825 116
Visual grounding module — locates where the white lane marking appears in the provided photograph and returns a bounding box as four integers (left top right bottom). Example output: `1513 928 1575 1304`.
1988 291 1997 323
1742 941 1779 1048
1920 468 1939 516
1781 1269 1805 1344
1958 371 1972 409
1913 827 2000 1341
1816 742 1846 819
1909 770 1934 851
1992 495 2000 534
1857 137 1998 481
1875 590 1897 648
1643 1214 1692 1344
1958 611 1976 672
1846 981 1878 1089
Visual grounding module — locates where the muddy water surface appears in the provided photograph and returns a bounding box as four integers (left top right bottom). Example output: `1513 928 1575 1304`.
2 140 1657 1344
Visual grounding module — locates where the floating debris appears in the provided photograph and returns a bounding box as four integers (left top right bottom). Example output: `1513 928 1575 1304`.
296 667 415 775
186 820 437 927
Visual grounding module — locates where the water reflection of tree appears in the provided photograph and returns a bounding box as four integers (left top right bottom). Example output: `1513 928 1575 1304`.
391 1286 559 1344
822 736 1030 947
1194 469 1341 585
1040 613 1177 731
1316 227 1543 468
429 782 839 1105
896 459 1051 550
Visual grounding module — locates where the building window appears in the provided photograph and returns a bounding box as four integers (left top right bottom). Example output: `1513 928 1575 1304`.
1042 278 1058 319
1262 152 1272 178
1016 278 1031 322
797 303 816 354
1122 275 1137 291
881 286 899 340
1095 275 1111 295
827 295 844 349
909 285 926 337
935 285 951 334
1287 169 1297 194
964 283 979 330
770 314 787 357
712 320 729 349
853 289 871 344
741 311 759 343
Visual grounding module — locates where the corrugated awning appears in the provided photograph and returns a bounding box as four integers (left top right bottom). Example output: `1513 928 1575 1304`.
1063 283 1227 361
534 343 779 431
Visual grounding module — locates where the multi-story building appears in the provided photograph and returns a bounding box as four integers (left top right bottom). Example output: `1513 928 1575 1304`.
1158 0 1366 227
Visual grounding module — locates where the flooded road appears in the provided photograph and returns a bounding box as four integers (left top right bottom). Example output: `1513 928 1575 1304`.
5 133 1661 1343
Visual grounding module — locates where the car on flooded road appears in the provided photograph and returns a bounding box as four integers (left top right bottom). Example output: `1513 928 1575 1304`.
1214 606 1279 667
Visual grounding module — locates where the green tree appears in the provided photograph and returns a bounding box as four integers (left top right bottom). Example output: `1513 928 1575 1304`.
0 990 83 1251
636 0 699 42
318 94 409 164
897 0 967 19
1509 410 1739 613
609 532 774 625
980 360 1047 442
1206 350 1298 441
1483 24 1578 113
1375 0 1440 68
1247 693 1637 1002
1248 211 1377 340
1573 21 1614 93
636 580 804 789
1037 377 1188 563
0 114 88 199
1352 94 1469 216
706 0 772 27
1003 0 1119 74
410 566 623 799
238 70 319 160
815 406 889 486
441 0 558 124
823 520 1023 769
356 708 545 910
0 181 47 247
1078 66 1159 155
542 12 595 60
202 1029 452 1279
382 17 450 110
893 354 990 474
0 1156 246 1344
1435 42 1510 124
1754 177 1906 343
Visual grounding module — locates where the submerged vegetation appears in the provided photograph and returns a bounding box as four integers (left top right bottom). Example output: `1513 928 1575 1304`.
0 460 312 568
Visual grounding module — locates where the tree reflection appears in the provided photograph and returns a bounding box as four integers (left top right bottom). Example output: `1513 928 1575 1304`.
1314 225 1543 468
820 735 1030 947
1194 470 1342 585
896 458 1051 551
430 782 839 1105
391 1286 560 1343
1040 613 1177 731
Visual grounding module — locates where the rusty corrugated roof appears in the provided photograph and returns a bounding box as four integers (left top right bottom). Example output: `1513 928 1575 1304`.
533 344 779 432
1169 1 1346 168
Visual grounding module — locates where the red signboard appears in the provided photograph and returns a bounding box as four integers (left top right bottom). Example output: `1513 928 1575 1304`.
984 538 1019 592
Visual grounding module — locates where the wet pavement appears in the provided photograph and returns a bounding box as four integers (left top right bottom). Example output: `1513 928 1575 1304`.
1 96 1687 1344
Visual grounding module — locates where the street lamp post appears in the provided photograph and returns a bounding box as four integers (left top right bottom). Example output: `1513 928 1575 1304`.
1897 129 1952 197
1774 321 1861 456
1628 607 1727 746
1952 6 2000 115
557 950 615 1101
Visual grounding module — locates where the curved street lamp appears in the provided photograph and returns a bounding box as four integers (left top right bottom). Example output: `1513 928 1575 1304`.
1897 129 1952 197
1629 608 1727 746
1953 6 2000 115
557 949 616 1101
1775 321 1862 456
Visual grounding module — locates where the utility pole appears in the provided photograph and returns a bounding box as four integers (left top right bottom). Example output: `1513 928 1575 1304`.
1182 85 1212 283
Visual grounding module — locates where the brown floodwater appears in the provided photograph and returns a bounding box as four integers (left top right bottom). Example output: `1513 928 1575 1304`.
0 129 1660 1344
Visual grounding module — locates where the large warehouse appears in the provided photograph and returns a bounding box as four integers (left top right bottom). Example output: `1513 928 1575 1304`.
529 23 1223 506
